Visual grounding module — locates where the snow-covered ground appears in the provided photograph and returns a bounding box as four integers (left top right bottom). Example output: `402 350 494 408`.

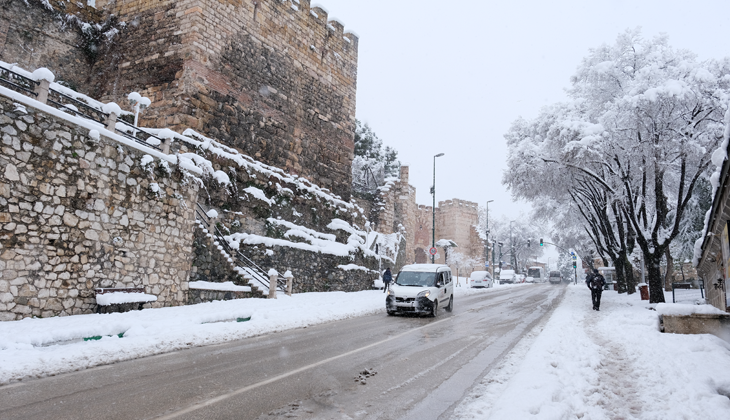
452 284 730 419
0 282 519 385
2 283 728 420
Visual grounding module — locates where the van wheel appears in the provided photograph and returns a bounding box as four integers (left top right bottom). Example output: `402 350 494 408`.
445 295 453 312
430 300 438 317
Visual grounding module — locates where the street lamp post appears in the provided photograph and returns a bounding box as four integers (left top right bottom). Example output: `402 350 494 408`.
485 200 494 276
498 242 504 271
431 153 445 263
509 220 515 270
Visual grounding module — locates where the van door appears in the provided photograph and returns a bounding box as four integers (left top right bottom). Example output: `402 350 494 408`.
445 271 453 302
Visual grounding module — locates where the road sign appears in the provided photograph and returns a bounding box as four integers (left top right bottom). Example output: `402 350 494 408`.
485 262 490 267
572 255 577 261
429 247 438 256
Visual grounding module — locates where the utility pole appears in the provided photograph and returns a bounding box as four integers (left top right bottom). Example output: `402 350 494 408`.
509 220 515 270
431 153 444 263
485 200 493 276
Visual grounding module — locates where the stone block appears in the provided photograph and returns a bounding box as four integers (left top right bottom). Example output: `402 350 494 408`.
0 312 16 321
44 298 64 311
663 314 730 342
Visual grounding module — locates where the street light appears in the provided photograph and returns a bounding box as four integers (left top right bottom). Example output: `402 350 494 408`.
431 153 445 263
509 220 515 269
485 200 494 276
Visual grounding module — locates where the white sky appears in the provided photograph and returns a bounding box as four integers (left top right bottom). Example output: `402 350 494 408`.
319 0 730 220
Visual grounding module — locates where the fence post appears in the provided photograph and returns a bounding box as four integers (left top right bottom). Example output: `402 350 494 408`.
31 68 54 105
268 269 278 299
33 79 50 105
102 102 122 132
161 137 171 154
284 270 294 296
105 111 118 131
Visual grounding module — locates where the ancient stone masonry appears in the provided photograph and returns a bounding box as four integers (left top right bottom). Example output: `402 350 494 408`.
371 167 485 273
434 199 483 266
1 0 360 199
172 130 379 294
0 95 200 320
0 0 94 91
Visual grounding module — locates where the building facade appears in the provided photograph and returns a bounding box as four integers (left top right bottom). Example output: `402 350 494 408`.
696 140 730 312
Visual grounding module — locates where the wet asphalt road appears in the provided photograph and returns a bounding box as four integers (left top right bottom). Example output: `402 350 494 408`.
0 284 565 420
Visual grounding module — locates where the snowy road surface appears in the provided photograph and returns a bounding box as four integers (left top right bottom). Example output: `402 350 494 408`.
0 284 562 420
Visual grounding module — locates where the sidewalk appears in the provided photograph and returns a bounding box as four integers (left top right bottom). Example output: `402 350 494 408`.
452 284 730 419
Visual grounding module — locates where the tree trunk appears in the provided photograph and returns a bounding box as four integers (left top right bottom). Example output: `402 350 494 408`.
614 255 627 294
624 254 636 295
664 248 674 292
646 254 666 303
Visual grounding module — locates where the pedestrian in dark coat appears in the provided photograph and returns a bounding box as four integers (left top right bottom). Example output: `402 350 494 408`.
587 268 606 311
382 268 393 293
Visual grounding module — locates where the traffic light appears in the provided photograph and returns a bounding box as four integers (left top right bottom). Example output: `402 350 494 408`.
540 238 544 246
527 239 531 247
573 261 577 268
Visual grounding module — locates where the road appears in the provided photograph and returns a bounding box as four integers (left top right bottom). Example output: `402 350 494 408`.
0 284 565 420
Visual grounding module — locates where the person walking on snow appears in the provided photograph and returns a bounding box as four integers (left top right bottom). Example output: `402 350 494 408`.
382 267 393 293
587 268 606 311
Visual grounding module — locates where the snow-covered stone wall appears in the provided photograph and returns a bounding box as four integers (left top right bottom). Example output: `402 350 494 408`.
2 0 359 199
0 95 200 320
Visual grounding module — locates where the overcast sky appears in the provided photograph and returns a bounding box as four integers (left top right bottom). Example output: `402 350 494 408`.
318 0 730 222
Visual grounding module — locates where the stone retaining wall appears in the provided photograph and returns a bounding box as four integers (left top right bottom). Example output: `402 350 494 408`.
0 95 199 320
241 243 377 293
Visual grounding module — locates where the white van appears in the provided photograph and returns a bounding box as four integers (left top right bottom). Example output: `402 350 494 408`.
469 271 494 288
386 264 454 317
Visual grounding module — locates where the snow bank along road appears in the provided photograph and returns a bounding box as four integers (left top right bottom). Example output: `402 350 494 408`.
0 284 563 420
453 285 730 420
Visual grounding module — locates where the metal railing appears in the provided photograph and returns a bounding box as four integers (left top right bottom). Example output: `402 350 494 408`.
114 118 164 151
0 67 38 97
195 204 286 293
47 88 107 124
672 281 705 304
0 68 164 152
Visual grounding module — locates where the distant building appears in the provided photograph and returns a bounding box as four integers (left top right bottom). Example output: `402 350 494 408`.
369 167 485 273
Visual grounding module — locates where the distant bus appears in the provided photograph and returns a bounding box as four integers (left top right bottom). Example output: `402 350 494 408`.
526 267 546 283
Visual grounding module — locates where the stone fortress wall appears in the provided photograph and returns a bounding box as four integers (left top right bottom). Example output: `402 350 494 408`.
375 170 486 273
0 95 200 321
434 199 484 268
1 0 358 199
0 0 485 322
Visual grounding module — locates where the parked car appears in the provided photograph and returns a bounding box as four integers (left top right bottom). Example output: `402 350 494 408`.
548 271 563 284
386 264 454 317
469 271 494 288
498 269 516 284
